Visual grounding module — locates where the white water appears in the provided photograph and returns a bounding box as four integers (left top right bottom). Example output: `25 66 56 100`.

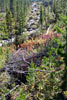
0 37 15 47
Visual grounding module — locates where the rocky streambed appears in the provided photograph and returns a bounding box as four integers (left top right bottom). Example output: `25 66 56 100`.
0 2 40 47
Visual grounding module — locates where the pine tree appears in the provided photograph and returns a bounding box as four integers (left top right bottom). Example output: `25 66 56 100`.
0 0 5 12
57 15 67 91
6 9 15 37
10 0 14 16
48 0 50 20
18 8 26 34
16 1 19 22
40 5 44 26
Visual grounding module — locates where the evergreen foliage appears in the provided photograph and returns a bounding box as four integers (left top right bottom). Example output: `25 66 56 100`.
56 15 67 91
40 4 44 26
0 0 67 99
6 9 15 37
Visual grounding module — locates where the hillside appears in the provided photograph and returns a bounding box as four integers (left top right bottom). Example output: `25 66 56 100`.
0 0 67 100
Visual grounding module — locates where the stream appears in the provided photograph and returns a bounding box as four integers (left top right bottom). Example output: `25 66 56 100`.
0 2 40 47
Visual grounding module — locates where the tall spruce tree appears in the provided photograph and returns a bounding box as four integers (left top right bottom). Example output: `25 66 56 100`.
10 0 14 16
57 15 67 91
6 9 15 37
40 5 44 26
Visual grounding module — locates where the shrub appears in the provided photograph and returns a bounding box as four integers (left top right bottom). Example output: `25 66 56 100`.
16 88 26 100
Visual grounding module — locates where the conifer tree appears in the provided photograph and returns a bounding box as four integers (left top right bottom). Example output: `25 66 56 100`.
16 1 19 22
40 5 44 26
18 8 26 34
6 9 15 37
10 0 14 16
57 15 67 91
48 0 50 20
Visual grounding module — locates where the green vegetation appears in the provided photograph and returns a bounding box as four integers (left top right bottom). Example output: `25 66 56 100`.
56 15 67 92
0 45 14 69
16 89 26 100
0 0 67 100
6 9 15 37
